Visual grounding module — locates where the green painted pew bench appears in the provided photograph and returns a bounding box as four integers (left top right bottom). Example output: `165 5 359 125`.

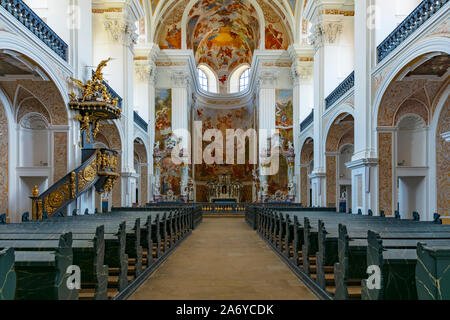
0 226 108 300
0 222 129 293
416 243 450 300
361 231 418 300
13 233 77 300
0 248 16 300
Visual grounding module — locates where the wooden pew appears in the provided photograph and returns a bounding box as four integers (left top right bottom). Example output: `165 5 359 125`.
415 243 450 300
0 247 16 300
255 208 450 300
13 233 78 300
0 221 129 294
0 226 108 300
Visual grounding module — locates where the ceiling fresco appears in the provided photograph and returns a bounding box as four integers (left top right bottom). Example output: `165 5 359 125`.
186 0 261 85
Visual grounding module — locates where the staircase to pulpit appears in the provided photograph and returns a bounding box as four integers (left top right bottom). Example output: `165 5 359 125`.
29 59 122 220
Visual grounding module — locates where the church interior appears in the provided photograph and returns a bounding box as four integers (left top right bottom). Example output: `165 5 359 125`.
0 0 449 302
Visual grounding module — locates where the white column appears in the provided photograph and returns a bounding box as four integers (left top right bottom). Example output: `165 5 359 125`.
171 71 191 201
257 70 278 202
308 14 344 207
348 0 378 215
92 1 144 207
289 46 314 203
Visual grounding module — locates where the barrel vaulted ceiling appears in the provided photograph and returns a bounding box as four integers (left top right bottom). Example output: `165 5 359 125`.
143 0 296 80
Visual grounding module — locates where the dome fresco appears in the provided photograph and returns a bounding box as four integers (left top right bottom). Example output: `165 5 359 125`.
187 0 260 84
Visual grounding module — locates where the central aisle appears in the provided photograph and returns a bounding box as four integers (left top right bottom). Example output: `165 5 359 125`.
130 218 317 300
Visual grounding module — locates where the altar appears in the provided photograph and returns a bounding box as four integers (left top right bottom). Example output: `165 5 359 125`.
206 175 243 203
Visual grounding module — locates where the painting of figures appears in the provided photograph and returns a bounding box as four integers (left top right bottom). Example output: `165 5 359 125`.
155 89 181 196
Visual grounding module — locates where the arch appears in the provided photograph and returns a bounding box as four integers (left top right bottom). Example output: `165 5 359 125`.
198 63 218 93
229 64 251 93
0 34 71 121
372 36 450 151
323 105 355 151
324 112 355 153
429 87 450 218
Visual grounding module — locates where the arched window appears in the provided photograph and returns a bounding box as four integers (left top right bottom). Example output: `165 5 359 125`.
198 68 208 91
239 68 250 92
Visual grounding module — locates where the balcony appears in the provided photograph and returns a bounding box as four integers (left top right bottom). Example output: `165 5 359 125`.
134 111 148 132
300 110 314 132
377 0 449 63
325 71 355 110
1 0 68 61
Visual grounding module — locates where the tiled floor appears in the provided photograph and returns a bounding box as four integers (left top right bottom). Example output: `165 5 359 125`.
129 218 317 300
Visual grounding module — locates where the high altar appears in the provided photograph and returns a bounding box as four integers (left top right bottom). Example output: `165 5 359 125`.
206 175 243 203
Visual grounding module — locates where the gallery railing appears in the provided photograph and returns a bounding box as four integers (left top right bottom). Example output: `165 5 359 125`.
1 0 68 61
377 0 449 63
134 111 148 132
325 71 355 110
300 110 314 132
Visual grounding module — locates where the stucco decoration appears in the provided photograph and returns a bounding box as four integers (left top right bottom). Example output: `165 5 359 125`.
16 98 51 125
1 80 68 125
0 101 8 215
436 97 450 216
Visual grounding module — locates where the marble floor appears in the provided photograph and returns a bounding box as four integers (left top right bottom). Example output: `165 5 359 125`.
129 218 317 300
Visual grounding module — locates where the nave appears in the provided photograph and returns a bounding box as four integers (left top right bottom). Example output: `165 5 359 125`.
130 217 316 300
1 204 449 301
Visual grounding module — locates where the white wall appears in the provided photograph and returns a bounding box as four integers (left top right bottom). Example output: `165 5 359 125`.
397 128 427 167
323 17 354 96
375 0 423 46
398 176 426 219
24 0 71 43
19 129 50 167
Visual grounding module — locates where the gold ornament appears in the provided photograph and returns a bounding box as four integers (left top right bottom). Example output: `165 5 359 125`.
48 191 64 208
32 185 39 197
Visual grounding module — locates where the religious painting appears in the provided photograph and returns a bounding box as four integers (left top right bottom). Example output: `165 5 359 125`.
156 0 187 49
186 0 260 86
155 89 181 196
265 23 288 50
193 103 256 187
267 90 294 200
275 89 294 147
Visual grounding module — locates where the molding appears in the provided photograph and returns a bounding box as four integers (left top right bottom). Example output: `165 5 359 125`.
346 158 378 170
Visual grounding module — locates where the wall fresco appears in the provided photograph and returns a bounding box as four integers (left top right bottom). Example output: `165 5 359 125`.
155 89 181 197
194 103 255 191
267 90 293 198
186 0 260 88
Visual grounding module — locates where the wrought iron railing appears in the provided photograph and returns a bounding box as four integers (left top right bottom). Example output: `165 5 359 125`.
325 71 355 109
1 0 68 61
134 111 148 132
377 0 448 63
300 110 314 132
